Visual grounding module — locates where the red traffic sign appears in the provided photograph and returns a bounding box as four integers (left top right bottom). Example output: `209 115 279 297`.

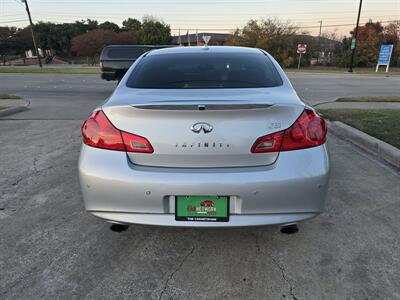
297 43 307 54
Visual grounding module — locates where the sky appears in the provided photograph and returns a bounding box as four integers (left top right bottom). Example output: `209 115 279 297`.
0 0 399 37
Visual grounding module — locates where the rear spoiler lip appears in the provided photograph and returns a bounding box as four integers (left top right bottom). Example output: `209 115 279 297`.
131 101 275 111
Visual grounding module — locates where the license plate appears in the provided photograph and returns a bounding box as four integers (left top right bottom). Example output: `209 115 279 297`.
175 196 229 222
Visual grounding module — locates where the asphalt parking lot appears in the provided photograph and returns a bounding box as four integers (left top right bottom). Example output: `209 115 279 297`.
1 73 399 299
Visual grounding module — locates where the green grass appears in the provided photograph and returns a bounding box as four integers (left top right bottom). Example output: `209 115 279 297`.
0 66 100 74
0 93 21 99
336 96 400 103
319 109 400 149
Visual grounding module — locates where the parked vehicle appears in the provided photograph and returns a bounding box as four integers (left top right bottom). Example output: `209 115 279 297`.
80 46 330 229
100 45 173 81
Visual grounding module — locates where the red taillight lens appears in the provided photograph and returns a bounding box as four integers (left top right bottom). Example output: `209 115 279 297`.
82 110 153 153
281 109 327 151
82 110 125 151
251 131 284 153
121 131 154 153
251 109 327 153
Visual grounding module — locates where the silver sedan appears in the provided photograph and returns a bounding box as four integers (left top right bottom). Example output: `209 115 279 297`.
79 46 330 229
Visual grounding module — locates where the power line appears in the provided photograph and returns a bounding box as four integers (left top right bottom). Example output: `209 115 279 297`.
6 18 392 31
0 18 27 23
25 13 398 21
4 12 393 24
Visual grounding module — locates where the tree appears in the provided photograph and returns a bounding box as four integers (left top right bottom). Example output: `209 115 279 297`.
355 21 384 66
383 22 400 66
0 26 17 64
33 22 59 53
99 21 120 32
227 18 300 67
122 18 141 32
2 16 172 60
137 16 171 44
13 27 33 56
318 30 345 66
73 19 99 33
71 29 137 64
33 20 102 56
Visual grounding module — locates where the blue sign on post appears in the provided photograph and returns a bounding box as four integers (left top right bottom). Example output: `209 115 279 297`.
376 44 393 72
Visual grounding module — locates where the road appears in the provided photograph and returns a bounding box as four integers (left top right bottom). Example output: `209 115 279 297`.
288 73 400 104
1 73 400 118
0 73 399 299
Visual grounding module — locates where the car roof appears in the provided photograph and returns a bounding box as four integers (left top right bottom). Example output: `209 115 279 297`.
146 46 264 56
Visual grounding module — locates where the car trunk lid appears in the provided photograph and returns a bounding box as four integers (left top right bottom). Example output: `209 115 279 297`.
103 100 304 168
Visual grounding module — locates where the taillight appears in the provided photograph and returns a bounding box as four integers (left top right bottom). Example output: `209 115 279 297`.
281 109 327 151
251 131 284 153
121 131 154 153
81 110 153 153
251 109 327 153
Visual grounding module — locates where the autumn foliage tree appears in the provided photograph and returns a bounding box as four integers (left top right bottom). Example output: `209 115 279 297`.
342 20 399 67
227 19 301 67
353 21 384 66
383 22 400 66
71 29 137 64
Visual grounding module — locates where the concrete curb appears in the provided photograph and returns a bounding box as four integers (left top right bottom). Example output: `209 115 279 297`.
328 121 400 169
0 99 30 117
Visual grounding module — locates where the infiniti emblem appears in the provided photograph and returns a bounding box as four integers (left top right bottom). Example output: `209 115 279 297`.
191 122 213 134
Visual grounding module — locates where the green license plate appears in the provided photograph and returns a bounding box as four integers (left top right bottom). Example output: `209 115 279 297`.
175 196 229 222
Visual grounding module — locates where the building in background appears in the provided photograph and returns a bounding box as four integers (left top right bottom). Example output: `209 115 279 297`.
172 32 231 46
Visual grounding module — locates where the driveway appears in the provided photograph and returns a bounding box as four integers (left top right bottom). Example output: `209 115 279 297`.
0 73 399 299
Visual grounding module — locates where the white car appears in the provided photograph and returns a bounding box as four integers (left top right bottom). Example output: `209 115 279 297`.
79 46 330 231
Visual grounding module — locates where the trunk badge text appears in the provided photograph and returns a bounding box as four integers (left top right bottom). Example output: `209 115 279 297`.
191 122 213 134
177 122 229 148
175 142 230 148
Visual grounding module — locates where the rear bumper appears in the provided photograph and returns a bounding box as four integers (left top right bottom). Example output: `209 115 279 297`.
92 212 318 227
78 144 330 227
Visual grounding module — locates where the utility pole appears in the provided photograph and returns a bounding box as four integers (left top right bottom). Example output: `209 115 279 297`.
317 20 322 63
348 0 363 72
318 21 322 38
22 0 42 68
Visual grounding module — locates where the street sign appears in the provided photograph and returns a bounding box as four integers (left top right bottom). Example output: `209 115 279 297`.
297 44 307 70
377 45 393 65
297 44 307 54
351 38 356 50
376 44 393 72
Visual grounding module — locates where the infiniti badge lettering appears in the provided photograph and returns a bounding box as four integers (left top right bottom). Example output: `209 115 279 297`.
175 142 230 148
191 122 213 134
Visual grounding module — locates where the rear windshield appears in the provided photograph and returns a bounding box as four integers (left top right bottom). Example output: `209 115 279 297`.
126 52 283 89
